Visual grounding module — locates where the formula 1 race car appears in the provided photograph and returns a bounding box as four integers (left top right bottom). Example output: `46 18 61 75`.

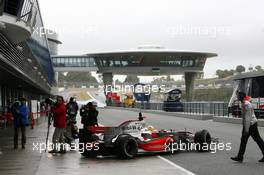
79 113 217 159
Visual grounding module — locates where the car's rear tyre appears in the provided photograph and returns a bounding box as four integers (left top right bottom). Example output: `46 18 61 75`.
194 130 211 152
79 129 100 158
115 135 138 159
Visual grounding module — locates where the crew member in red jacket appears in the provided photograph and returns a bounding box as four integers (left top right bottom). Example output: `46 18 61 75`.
49 96 67 153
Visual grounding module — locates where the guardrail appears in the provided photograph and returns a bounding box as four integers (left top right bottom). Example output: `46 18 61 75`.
109 101 229 116
111 101 264 119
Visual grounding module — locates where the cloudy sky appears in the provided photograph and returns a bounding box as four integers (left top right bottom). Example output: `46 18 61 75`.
39 0 264 81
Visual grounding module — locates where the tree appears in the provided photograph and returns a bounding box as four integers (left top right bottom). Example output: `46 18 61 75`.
255 65 263 72
124 75 139 84
216 69 234 79
65 72 98 83
216 69 222 78
151 76 169 84
161 76 166 82
58 72 66 87
166 75 174 82
98 74 103 83
235 65 246 74
196 72 204 79
58 72 98 88
248 66 254 72
115 79 122 84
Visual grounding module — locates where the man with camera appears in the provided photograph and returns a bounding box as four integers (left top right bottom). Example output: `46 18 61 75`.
80 101 99 128
48 96 67 154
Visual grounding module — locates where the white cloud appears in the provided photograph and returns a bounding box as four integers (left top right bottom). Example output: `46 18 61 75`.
39 0 264 78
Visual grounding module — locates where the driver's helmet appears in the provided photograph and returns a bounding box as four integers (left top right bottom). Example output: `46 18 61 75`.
142 125 157 134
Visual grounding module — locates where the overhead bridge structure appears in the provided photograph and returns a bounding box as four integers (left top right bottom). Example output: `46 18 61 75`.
52 55 98 72
51 48 217 101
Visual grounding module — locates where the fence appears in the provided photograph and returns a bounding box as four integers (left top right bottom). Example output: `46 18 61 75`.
114 101 264 119
110 101 229 117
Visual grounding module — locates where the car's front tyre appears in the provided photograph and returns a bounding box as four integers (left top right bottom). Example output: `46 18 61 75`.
115 135 138 159
194 130 211 152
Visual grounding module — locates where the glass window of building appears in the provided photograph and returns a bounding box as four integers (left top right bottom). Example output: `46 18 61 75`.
85 58 90 67
87 57 92 67
58 58 65 66
196 58 205 67
160 56 182 66
91 58 95 66
64 58 69 66
69 58 73 65
114 60 121 66
121 61 128 66
53 58 57 65
71 58 76 67
109 60 114 67
77 58 81 66
81 58 85 66
182 59 194 67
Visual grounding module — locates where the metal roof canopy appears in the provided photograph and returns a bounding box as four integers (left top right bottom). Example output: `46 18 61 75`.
233 71 264 80
52 50 217 75
89 50 217 75
86 50 217 58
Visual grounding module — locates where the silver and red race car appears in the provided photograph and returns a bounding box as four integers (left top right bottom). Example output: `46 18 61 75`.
79 113 217 159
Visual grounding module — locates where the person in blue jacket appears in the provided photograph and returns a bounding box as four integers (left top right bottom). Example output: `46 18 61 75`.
12 97 29 149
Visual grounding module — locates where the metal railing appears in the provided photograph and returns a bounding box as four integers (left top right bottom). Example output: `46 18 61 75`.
0 0 4 16
0 33 51 92
2 0 37 26
110 101 230 117
110 101 264 119
19 0 34 21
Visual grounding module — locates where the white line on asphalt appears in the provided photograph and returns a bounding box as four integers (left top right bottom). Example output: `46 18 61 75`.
157 155 196 175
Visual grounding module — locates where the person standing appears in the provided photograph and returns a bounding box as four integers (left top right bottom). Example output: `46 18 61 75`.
49 96 67 154
80 101 99 128
66 97 79 123
13 98 29 149
65 97 79 144
231 92 264 162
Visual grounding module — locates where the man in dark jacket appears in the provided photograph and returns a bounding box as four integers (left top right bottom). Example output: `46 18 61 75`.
65 97 79 144
80 102 99 128
66 97 78 123
13 97 29 149
49 96 67 154
231 92 264 162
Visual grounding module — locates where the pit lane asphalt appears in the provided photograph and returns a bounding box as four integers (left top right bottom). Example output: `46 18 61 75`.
2 108 263 175
98 108 264 175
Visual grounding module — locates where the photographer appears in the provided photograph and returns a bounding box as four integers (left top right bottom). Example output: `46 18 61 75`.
80 101 99 128
48 96 67 154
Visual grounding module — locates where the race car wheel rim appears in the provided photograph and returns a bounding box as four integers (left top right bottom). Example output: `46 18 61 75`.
124 140 137 156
